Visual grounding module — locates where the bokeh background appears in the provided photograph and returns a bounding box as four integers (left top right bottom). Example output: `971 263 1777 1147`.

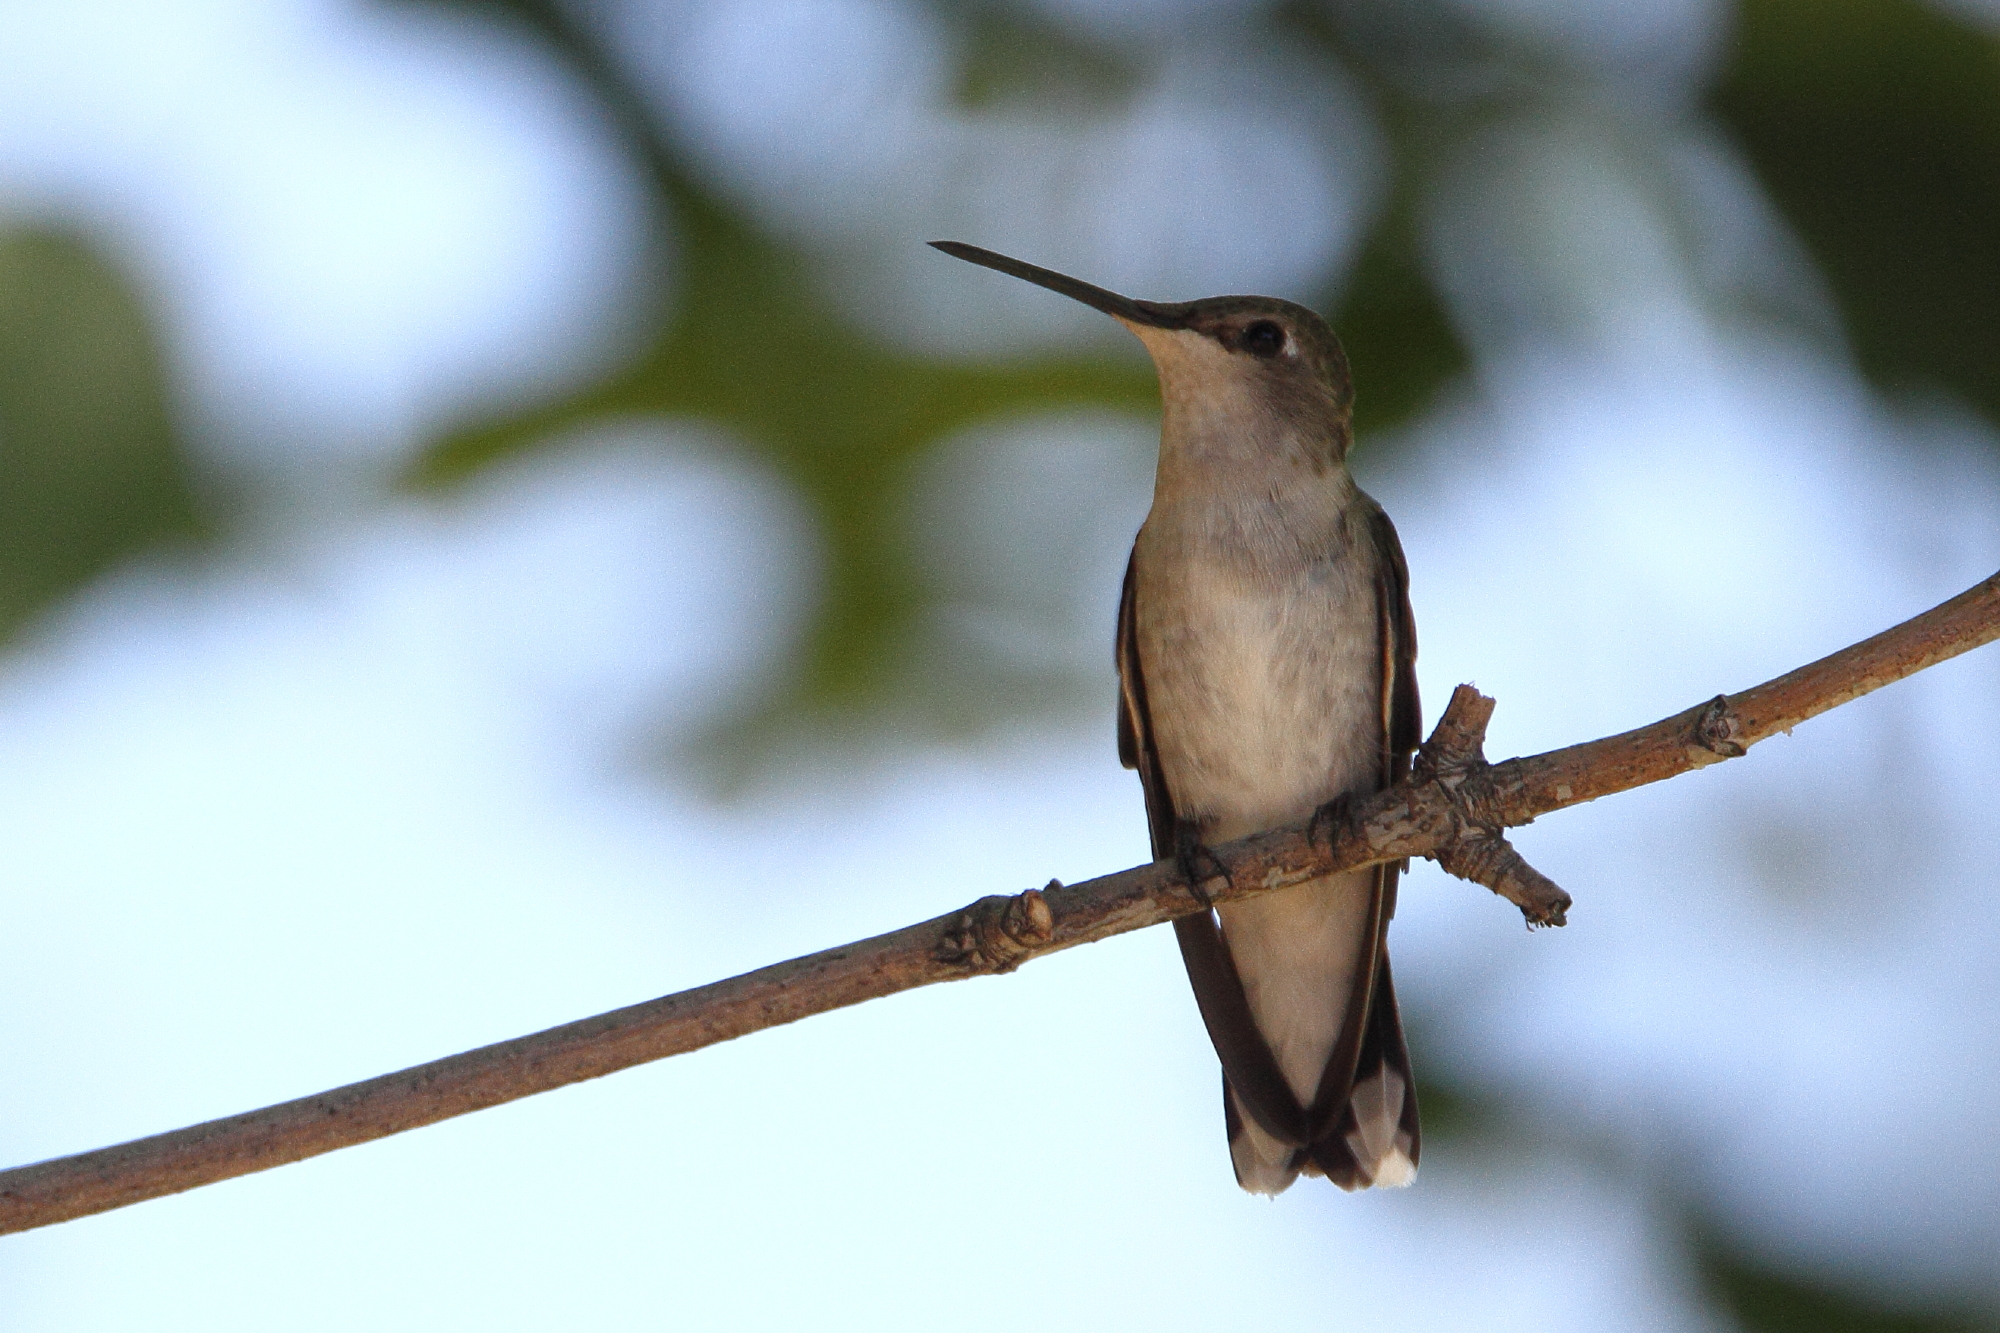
4 0 1999 1328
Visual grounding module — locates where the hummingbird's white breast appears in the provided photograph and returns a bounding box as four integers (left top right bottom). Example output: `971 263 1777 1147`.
1131 525 1381 839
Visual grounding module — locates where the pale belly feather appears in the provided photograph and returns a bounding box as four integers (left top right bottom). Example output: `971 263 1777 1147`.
1136 547 1381 841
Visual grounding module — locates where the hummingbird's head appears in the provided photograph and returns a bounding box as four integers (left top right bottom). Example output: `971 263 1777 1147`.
931 241 1356 462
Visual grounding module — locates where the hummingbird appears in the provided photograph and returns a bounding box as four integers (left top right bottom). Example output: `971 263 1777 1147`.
932 241 1423 1194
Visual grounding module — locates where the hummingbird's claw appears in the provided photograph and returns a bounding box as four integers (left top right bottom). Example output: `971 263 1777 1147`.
1174 826 1230 908
1307 792 1354 852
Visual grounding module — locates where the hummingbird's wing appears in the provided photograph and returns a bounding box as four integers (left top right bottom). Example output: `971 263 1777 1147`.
1115 504 1423 1191
1115 551 1179 857
1371 501 1423 774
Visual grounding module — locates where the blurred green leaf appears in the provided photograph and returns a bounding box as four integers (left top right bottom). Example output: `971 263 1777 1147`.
1712 0 2000 422
1394 1064 1494 1148
414 171 1157 728
1335 200 1470 439
407 0 1167 741
0 229 209 642
951 5 1138 111
1700 1241 1997 1332
1277 0 1474 438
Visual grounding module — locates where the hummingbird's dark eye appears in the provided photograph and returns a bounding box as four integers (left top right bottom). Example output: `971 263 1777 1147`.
1240 320 1286 358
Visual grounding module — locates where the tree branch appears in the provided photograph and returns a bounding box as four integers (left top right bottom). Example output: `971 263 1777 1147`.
5 570 1996 1234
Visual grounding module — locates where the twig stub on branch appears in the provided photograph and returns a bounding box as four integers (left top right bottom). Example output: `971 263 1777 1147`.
936 882 1058 973
1410 685 1573 928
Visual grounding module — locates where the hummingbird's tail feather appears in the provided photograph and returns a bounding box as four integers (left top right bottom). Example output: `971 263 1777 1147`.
1194 864 1416 1195
1203 866 1420 1195
1224 963 1422 1193
1226 1078 1303 1195
1306 951 1421 1190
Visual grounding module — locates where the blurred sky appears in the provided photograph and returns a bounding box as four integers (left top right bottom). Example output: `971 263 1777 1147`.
3 1 1999 1329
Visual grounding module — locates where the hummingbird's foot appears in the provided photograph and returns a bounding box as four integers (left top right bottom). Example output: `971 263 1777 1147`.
1174 826 1230 908
1307 792 1354 851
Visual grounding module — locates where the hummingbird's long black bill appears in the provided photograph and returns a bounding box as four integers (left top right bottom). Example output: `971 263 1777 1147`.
930 241 1188 329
